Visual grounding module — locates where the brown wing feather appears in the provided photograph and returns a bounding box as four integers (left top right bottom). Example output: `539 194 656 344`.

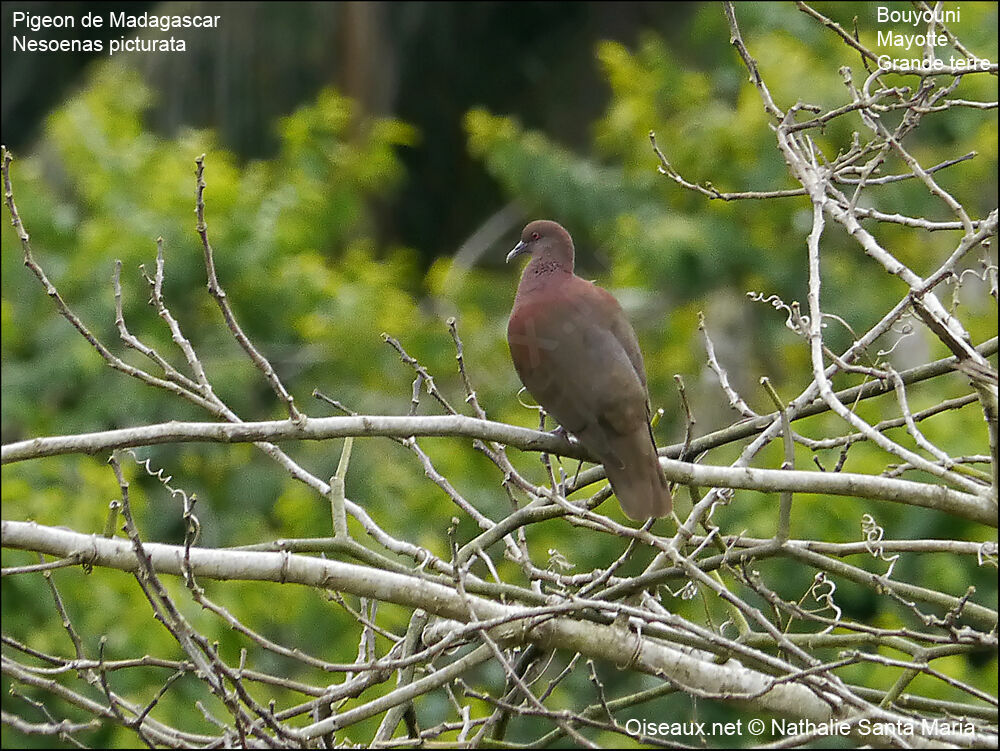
508 276 671 519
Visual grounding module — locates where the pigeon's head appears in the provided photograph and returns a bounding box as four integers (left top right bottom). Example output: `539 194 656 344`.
506 220 575 271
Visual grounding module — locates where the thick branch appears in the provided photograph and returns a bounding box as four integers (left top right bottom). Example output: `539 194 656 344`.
0 519 943 746
2 416 993 523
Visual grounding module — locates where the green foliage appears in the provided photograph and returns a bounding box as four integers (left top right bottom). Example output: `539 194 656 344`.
462 3 997 462
3 5 997 744
458 5 997 726
1 62 438 746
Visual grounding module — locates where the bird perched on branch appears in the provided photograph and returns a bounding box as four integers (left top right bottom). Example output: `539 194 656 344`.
506 220 671 521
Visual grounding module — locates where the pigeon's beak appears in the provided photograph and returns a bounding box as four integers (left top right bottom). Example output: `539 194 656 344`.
506 240 528 264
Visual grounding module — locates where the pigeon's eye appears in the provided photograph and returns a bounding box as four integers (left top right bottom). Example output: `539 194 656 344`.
531 232 540 241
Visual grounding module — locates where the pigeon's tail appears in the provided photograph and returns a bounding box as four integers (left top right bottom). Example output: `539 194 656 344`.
600 427 672 521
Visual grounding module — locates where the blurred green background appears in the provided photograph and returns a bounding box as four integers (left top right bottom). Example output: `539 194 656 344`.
2 2 997 747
